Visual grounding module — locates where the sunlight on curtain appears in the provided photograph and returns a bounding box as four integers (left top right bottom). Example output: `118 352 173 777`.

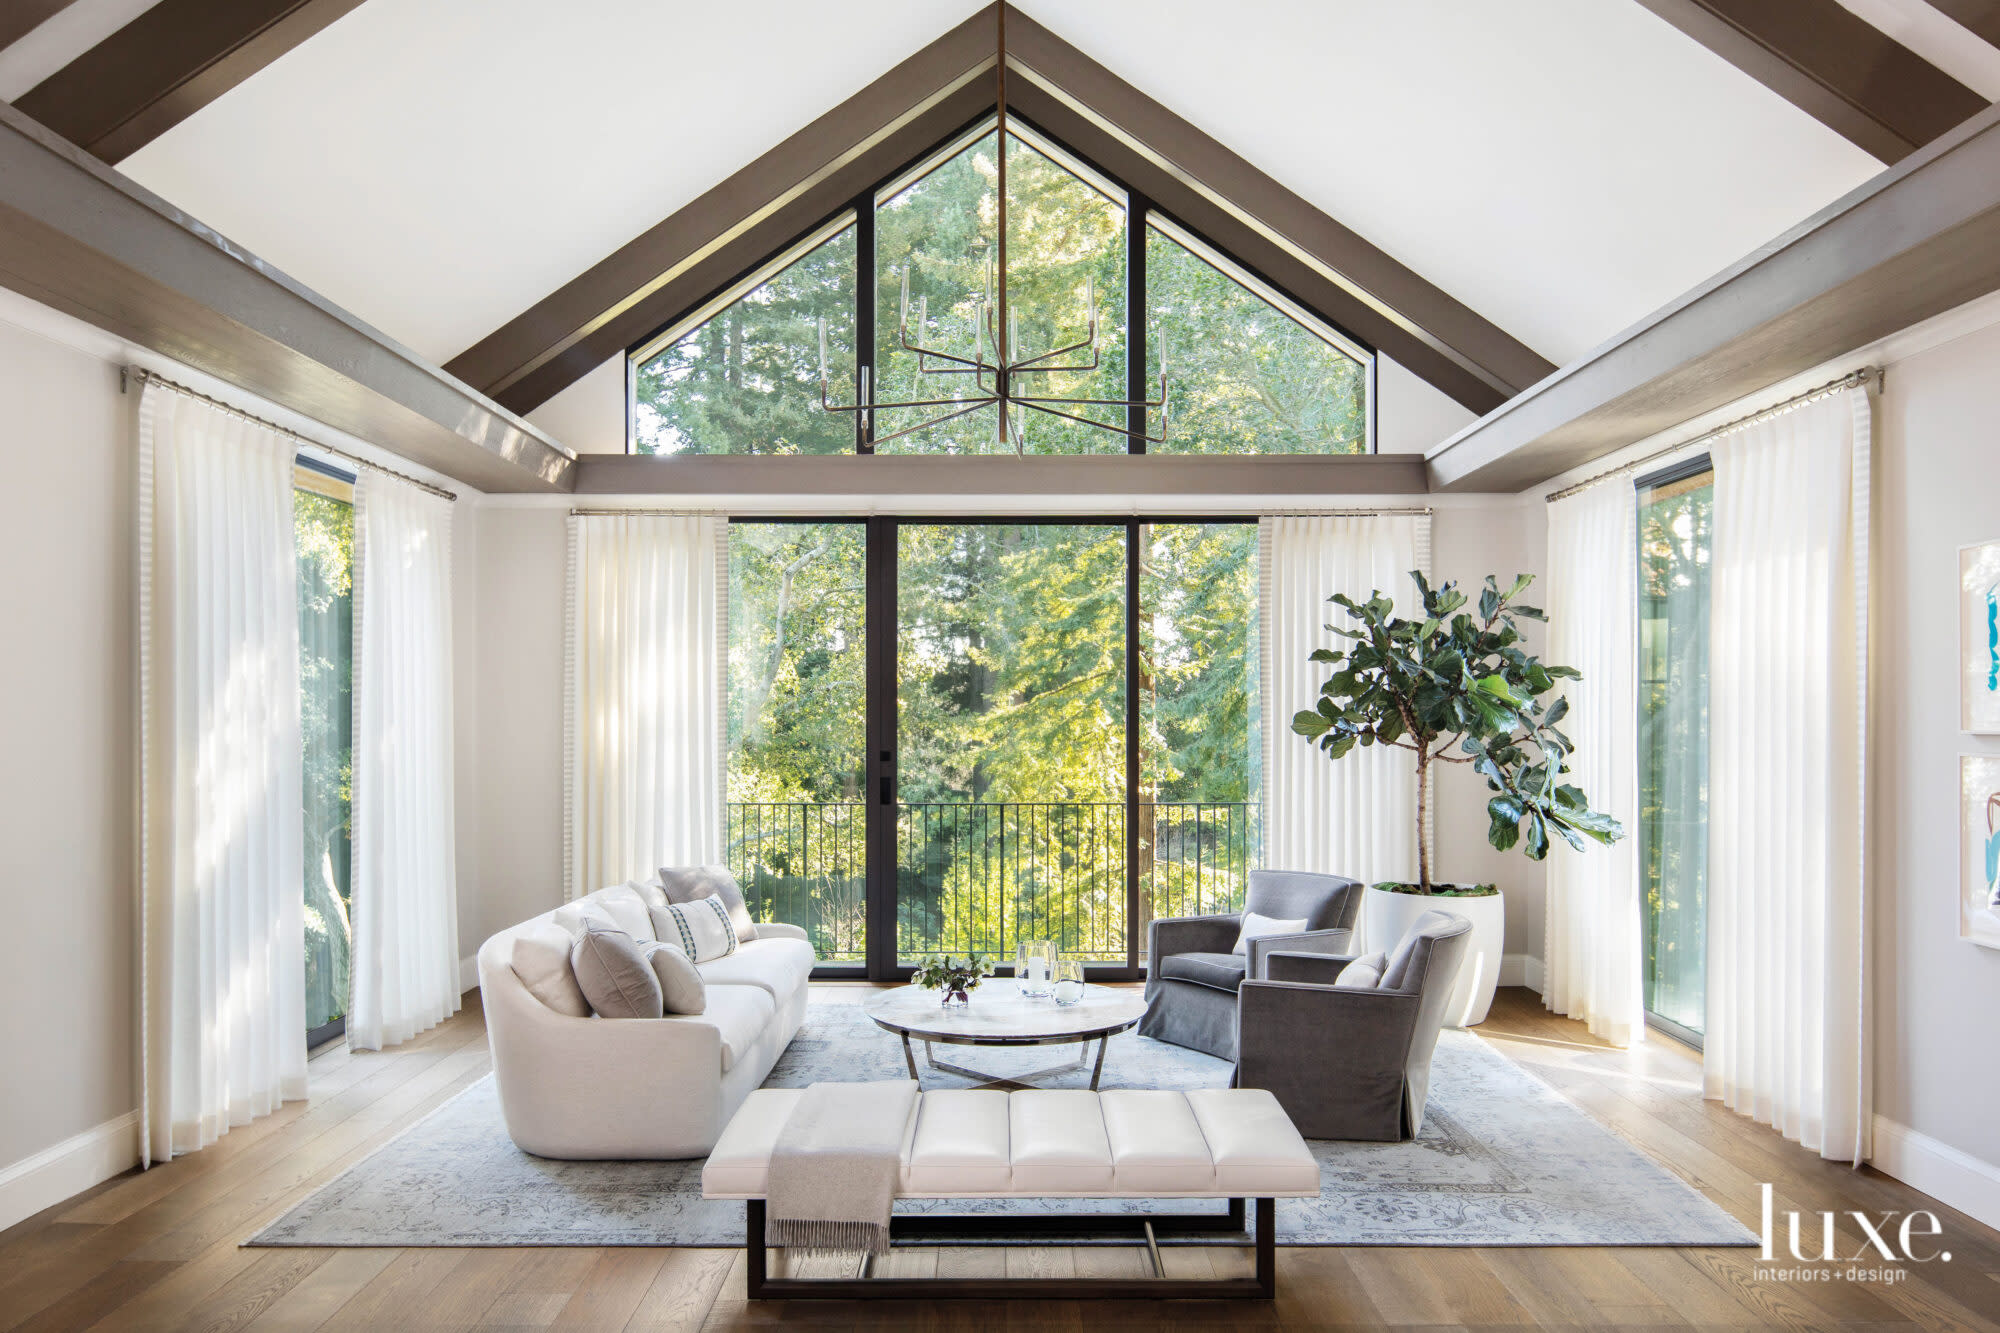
1258 514 1429 899
138 384 305 1163
1705 387 1872 1162
348 474 459 1051
1543 482 1644 1047
565 514 726 897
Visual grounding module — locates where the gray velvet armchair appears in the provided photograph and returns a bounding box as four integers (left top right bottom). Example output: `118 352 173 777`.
1138 869 1361 1062
1235 908 1472 1141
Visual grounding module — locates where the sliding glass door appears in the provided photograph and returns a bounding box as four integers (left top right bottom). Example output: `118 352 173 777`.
296 463 354 1048
1637 462 1713 1043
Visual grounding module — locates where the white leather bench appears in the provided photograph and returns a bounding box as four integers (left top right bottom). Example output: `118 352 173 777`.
703 1085 1320 1299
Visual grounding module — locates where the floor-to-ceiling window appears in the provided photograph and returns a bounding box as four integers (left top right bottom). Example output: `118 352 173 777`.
296 460 354 1048
1637 459 1713 1044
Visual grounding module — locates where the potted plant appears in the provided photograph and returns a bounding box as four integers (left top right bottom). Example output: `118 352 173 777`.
912 953 994 1007
1291 572 1624 1026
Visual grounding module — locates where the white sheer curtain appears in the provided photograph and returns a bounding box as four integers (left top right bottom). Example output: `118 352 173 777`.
565 513 726 898
1259 513 1431 890
348 474 460 1052
1543 482 1644 1046
1705 387 1872 1162
137 383 306 1164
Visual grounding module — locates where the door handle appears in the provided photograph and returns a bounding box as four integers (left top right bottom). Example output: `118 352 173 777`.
879 775 894 806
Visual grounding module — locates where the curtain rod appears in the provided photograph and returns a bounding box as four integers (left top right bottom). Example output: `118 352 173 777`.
125 367 459 502
569 506 1435 519
1544 367 1882 505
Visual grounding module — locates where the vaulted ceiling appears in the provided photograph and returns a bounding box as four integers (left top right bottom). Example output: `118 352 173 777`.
4 0 1997 473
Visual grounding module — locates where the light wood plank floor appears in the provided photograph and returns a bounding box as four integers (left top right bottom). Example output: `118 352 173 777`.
4 985 1995 1331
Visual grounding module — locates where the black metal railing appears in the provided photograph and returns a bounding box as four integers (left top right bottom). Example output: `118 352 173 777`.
726 799 1259 966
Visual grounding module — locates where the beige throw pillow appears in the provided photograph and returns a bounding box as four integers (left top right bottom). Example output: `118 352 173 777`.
510 921 591 1017
648 893 739 963
659 866 759 942
641 940 707 1014
1335 950 1388 990
569 920 664 1019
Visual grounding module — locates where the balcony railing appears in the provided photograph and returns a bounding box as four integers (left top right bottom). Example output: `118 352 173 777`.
725 799 1259 966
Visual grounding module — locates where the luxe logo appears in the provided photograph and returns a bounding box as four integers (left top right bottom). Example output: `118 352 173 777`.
1759 1184 1951 1264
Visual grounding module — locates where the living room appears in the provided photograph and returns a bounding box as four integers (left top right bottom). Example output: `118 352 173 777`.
3 1 2000 1327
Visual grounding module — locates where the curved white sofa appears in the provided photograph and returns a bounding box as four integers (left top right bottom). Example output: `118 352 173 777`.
476 879 815 1159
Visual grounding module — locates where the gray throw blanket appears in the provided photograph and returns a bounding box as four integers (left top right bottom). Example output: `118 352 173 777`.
765 1080 918 1256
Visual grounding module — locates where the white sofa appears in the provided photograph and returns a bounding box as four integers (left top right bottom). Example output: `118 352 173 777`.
476 879 816 1159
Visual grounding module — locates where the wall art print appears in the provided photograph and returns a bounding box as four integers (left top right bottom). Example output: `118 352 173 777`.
1960 755 2000 950
1959 540 2000 733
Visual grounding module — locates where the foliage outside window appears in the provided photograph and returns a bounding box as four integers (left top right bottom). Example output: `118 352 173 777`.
631 120 1369 457
296 470 353 1037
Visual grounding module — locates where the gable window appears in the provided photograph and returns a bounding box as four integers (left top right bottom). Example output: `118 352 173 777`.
629 116 1370 456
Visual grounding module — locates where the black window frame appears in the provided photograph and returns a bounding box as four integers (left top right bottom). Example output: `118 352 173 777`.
626 111 1377 459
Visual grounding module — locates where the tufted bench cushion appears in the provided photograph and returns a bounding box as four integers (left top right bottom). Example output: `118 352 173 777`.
702 1085 1319 1200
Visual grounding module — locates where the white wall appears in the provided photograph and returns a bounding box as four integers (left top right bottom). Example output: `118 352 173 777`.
1870 317 2000 1178
0 315 137 1183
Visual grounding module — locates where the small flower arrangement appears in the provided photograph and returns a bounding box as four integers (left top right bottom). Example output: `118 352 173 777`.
912 953 994 1006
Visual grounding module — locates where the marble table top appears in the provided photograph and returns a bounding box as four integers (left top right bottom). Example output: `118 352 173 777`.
864 981 1146 1044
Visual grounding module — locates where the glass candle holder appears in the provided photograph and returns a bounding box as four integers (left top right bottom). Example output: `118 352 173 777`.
1052 959 1086 1006
1016 940 1056 998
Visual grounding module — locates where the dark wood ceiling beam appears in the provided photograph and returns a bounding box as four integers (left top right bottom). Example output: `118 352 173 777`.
1928 0 2000 49
1632 0 1987 163
1425 101 2000 493
14 0 368 164
445 2 1552 420
0 100 574 492
0 0 78 53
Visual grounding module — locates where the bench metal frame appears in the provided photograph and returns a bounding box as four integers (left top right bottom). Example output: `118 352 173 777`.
743 1196 1277 1299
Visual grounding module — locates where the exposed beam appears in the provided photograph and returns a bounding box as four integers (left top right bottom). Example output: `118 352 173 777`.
0 99 575 493
1632 0 1988 163
0 0 77 53
445 2 1552 420
573 452 1428 499
1426 101 2000 493
13 0 367 163
1928 0 2000 49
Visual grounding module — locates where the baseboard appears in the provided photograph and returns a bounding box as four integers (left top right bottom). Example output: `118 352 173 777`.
1872 1115 2000 1235
459 954 479 995
1499 953 1544 994
0 1111 140 1232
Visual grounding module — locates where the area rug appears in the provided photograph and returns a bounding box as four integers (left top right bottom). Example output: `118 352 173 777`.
248 1001 1754 1248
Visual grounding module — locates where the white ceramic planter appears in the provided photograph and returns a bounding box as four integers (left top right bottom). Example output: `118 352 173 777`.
1363 884 1505 1028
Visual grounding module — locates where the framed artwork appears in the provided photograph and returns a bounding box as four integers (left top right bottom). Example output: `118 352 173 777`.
1959 540 2000 733
1960 755 2000 950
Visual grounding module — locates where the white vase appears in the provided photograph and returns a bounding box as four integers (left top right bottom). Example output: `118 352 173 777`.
1362 884 1506 1028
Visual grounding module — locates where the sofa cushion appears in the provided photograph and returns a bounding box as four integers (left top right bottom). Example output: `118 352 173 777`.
906 1090 1011 1194
1010 1090 1114 1192
1336 950 1387 990
650 894 739 962
640 940 707 1014
550 897 621 938
1101 1090 1215 1192
510 921 590 1018
694 937 815 1001
679 983 775 1071
660 865 759 942
1159 950 1247 993
570 921 664 1019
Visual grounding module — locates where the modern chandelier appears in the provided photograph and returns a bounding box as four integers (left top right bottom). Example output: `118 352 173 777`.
816 5 1169 453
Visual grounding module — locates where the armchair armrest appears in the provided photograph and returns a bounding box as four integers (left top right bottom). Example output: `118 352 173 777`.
1261 950 1357 985
1145 913 1241 990
1246 927 1354 980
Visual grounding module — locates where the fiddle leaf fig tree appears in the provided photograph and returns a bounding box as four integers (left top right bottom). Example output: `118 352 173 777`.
1290 571 1625 894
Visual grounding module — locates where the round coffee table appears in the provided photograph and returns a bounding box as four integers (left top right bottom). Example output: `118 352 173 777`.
864 981 1146 1090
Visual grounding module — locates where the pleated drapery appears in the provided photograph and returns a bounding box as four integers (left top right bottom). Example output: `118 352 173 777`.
137 384 307 1164
1705 387 1873 1162
1543 482 1645 1047
348 474 460 1052
1258 513 1431 892
564 514 727 899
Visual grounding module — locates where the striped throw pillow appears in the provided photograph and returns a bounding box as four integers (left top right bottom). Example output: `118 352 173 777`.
648 893 739 963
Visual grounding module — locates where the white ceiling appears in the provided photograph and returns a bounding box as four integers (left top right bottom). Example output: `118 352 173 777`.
116 0 1887 374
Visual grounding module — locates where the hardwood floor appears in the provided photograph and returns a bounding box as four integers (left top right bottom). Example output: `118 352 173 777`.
3 985 1995 1331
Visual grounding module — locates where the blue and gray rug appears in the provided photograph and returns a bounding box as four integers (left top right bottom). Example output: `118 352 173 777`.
249 1001 1755 1247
